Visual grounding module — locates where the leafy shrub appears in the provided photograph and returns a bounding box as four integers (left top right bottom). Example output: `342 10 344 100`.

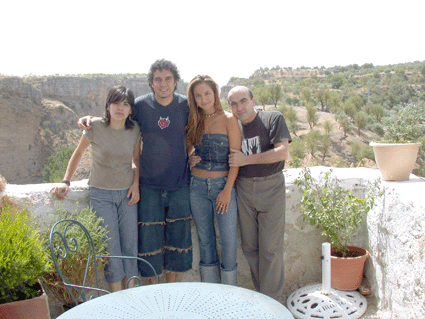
295 168 382 256
42 145 76 183
289 138 306 167
323 120 333 136
305 129 321 156
42 128 52 139
367 122 385 137
383 102 425 142
306 104 318 128
0 204 50 303
42 121 50 129
1 92 10 99
351 142 375 163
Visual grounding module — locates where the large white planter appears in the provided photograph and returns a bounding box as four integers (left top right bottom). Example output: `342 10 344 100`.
370 142 421 181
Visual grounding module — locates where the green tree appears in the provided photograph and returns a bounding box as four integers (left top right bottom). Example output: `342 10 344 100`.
346 94 363 111
42 145 76 183
253 86 270 107
253 78 266 87
365 102 384 122
354 111 368 135
328 91 342 113
328 74 345 89
395 65 407 80
318 135 332 163
337 114 352 138
351 142 375 164
300 87 312 104
268 84 283 107
343 100 356 119
280 105 299 136
323 120 333 136
305 129 321 156
306 103 318 128
316 88 331 111
289 138 306 167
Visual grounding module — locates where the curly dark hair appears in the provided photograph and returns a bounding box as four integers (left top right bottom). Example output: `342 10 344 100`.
102 85 135 130
147 59 181 92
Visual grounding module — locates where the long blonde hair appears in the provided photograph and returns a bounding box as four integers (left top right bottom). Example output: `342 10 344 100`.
186 75 223 147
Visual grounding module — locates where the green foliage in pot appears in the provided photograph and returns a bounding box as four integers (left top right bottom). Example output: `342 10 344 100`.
294 168 382 257
0 204 50 304
41 207 109 306
383 102 425 143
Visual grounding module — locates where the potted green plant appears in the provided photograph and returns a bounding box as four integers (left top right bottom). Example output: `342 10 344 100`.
0 200 51 319
41 207 109 309
370 102 425 181
294 167 382 290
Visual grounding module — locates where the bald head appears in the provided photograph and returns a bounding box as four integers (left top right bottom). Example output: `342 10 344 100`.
228 86 257 124
228 86 253 100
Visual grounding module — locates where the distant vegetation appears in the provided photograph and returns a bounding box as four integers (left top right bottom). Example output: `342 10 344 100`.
228 61 425 176
35 61 425 180
42 145 76 183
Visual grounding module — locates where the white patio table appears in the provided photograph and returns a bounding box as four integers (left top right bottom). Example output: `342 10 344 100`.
56 282 294 318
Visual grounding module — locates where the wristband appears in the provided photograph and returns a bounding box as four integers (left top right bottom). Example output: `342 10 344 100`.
62 180 70 186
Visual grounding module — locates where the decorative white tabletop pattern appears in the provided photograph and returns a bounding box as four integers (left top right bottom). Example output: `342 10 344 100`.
57 282 294 318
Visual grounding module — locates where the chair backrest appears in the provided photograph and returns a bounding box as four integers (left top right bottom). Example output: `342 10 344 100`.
49 219 109 305
49 219 158 306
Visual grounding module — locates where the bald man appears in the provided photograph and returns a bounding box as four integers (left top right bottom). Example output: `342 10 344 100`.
228 86 291 300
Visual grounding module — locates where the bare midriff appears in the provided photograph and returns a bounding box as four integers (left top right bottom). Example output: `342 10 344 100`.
191 167 228 178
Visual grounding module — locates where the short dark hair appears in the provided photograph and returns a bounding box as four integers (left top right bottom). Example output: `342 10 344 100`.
103 85 135 129
147 59 181 92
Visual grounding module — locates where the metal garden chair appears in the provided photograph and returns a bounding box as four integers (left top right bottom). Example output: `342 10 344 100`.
49 219 158 306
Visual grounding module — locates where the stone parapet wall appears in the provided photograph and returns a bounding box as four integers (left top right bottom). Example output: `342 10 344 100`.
2 167 424 318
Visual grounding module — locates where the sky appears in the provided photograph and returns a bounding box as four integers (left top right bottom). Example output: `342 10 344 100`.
1 0 424 87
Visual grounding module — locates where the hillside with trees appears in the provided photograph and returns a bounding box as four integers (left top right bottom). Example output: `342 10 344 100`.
224 61 425 176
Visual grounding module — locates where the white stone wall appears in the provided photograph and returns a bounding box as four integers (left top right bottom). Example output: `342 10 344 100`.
3 167 425 318
366 175 425 318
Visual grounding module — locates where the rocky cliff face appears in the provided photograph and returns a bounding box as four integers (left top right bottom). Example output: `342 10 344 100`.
0 75 187 184
28 76 153 117
0 77 45 183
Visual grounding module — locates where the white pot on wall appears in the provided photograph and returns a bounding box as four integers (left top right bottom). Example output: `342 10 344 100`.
370 142 421 181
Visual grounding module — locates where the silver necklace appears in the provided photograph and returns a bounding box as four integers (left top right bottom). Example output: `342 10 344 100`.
205 110 217 117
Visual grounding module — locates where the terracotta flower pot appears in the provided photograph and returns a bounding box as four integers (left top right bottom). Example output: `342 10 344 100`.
331 246 369 291
0 282 50 319
370 142 421 181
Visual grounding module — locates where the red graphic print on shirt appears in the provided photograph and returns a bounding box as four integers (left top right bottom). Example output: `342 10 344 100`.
158 116 170 129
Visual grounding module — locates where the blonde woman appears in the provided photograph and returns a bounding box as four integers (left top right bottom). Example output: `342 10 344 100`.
186 75 241 285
